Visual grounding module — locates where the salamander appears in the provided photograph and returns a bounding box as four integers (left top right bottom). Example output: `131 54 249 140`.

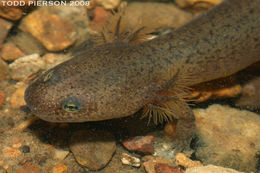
25 0 260 148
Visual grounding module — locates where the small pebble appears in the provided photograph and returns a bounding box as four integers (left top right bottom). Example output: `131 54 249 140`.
90 6 111 32
12 138 24 144
42 53 59 64
122 136 154 154
13 143 22 149
53 148 69 161
154 163 184 173
20 145 30 153
2 147 21 157
9 54 45 81
16 163 40 173
143 157 172 173
175 153 202 168
70 130 116 171
52 163 68 173
42 53 70 70
121 153 140 167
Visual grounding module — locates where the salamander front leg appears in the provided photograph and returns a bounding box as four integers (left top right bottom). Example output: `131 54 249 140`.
142 98 196 154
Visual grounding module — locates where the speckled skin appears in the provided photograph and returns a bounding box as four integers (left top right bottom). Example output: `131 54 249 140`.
25 0 260 143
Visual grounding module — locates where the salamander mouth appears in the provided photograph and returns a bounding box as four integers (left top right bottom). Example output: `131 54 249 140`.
24 84 35 111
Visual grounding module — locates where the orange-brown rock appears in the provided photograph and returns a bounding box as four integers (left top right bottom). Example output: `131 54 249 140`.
0 6 23 21
20 10 76 51
1 41 25 61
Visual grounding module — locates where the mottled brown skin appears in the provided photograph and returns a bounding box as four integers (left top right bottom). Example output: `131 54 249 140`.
25 0 260 149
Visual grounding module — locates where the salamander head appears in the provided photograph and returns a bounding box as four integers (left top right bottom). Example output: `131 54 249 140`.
24 45 146 123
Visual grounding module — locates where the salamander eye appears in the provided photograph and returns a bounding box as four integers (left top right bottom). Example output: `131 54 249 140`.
62 97 81 112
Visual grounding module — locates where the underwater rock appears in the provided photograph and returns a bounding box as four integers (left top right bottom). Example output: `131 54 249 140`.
11 31 47 55
120 2 192 34
0 18 12 46
42 53 70 70
9 82 27 109
89 6 111 32
0 58 10 81
52 148 69 161
235 76 260 110
153 131 185 160
143 157 173 173
19 10 76 51
9 54 45 81
0 6 22 21
93 145 140 173
42 53 60 64
0 0 34 21
38 5 91 48
121 153 140 167
154 163 184 173
175 0 222 9
185 165 243 173
175 153 202 168
94 0 121 9
70 130 116 171
189 76 242 102
193 104 260 172
1 41 25 62
99 2 193 45
2 147 21 157
16 163 40 173
52 163 67 173
122 135 154 154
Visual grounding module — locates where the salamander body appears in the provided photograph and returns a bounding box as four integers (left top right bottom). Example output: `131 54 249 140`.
25 0 260 146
